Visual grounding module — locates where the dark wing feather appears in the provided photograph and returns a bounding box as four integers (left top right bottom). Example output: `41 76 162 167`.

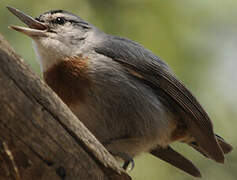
94 35 225 163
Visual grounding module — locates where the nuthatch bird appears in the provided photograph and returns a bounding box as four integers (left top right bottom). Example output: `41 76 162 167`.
8 7 232 178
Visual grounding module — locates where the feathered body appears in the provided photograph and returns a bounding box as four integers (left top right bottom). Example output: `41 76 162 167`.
8 7 232 177
43 48 176 156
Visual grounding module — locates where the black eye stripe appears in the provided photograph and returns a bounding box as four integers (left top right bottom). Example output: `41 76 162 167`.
68 20 91 29
52 17 66 25
48 17 91 29
35 17 45 23
68 20 88 25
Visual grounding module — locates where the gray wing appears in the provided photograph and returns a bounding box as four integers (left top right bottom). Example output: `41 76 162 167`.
94 35 225 163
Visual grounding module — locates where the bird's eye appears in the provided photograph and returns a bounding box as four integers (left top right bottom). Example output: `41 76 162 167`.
55 17 65 25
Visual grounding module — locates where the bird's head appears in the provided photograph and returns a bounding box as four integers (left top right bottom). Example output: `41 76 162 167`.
8 7 101 71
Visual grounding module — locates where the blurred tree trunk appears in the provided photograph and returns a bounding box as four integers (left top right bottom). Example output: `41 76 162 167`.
0 34 131 180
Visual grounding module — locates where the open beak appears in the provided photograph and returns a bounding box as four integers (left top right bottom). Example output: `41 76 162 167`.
7 6 48 37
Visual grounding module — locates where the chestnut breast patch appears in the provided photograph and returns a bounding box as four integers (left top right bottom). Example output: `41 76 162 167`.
43 55 91 105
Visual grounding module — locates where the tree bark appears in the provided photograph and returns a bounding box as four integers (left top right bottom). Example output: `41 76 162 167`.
0 34 131 180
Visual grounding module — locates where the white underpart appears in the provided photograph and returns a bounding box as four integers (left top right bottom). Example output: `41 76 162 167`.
32 21 98 72
33 39 62 72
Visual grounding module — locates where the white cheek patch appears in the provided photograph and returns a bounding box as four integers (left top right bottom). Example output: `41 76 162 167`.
31 28 94 73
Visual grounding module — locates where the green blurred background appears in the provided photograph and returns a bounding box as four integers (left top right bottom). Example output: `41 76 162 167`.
0 0 236 179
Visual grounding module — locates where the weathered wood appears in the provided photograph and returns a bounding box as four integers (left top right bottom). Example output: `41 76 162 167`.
0 34 131 180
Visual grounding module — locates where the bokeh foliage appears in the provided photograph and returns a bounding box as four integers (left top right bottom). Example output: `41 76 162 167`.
0 0 236 179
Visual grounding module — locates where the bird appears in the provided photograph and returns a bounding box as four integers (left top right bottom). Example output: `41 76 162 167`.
8 6 233 178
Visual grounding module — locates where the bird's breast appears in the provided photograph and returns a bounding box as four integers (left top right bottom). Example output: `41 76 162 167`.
43 55 91 106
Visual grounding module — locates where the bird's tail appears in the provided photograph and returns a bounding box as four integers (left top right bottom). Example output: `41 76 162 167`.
150 135 232 178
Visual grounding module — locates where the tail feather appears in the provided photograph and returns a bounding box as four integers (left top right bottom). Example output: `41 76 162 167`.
150 135 232 177
150 146 201 178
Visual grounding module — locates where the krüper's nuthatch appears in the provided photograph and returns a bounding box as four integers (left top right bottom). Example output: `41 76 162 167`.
8 7 233 178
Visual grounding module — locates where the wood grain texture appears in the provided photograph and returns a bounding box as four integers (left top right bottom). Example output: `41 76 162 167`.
0 33 131 180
